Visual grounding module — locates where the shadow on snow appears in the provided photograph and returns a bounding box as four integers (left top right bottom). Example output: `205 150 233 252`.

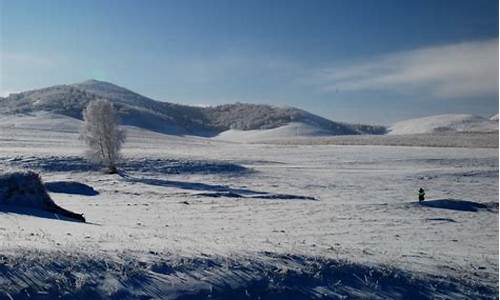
0 205 85 223
0 252 495 300
1 156 248 175
45 181 99 196
121 174 318 201
417 199 498 212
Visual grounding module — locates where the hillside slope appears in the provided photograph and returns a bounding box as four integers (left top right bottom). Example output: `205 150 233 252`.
389 114 498 135
214 122 336 142
0 80 385 137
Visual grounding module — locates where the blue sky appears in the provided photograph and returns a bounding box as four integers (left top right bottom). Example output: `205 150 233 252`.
1 0 498 124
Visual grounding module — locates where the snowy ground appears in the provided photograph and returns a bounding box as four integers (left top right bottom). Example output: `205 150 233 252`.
0 125 498 299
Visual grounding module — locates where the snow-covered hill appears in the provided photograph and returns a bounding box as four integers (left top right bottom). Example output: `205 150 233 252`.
389 114 498 135
0 80 385 137
214 122 336 142
0 111 83 132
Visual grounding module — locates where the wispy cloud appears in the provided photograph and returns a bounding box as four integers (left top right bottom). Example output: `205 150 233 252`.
314 38 498 98
1 52 56 68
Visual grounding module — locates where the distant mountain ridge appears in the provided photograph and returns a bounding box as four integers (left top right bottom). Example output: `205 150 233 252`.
0 80 386 137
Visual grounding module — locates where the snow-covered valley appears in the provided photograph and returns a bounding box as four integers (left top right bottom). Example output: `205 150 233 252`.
0 121 498 299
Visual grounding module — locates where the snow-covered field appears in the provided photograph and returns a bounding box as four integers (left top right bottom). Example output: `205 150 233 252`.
0 123 498 299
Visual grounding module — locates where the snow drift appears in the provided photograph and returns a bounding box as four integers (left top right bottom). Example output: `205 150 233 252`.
0 171 85 222
389 114 498 135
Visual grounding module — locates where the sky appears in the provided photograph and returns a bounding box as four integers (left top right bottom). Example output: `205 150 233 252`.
1 0 498 124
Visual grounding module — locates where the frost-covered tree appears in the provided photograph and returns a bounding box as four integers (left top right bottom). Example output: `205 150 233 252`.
80 99 126 173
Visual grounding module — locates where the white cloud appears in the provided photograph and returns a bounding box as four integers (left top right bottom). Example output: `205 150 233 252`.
315 38 499 99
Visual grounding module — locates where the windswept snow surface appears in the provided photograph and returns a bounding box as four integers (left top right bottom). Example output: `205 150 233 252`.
389 114 498 135
0 121 498 299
